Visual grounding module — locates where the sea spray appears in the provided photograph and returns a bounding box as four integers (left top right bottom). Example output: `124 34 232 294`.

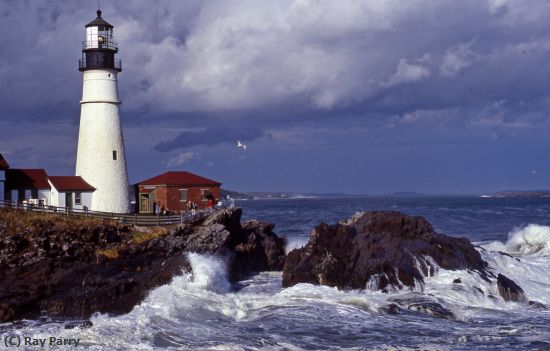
484 224 550 256
186 252 231 293
4 198 550 350
284 237 308 254
505 224 550 256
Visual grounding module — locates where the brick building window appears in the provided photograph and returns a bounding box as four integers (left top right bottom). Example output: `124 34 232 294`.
180 189 188 202
201 189 209 201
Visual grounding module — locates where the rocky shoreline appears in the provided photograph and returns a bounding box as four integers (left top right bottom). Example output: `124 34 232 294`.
282 211 533 309
0 207 536 324
0 207 285 323
282 211 489 291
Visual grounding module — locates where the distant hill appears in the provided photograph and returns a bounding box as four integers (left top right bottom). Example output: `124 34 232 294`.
482 190 550 198
221 189 253 200
243 192 319 199
222 191 435 200
386 191 426 197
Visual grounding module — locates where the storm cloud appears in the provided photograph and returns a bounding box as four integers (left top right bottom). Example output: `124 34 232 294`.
154 125 263 152
1 0 550 193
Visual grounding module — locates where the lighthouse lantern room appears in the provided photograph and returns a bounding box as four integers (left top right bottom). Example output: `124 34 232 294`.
79 10 121 71
75 9 130 213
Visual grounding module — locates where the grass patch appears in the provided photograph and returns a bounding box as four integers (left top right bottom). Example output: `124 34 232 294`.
0 207 116 236
131 227 167 244
96 247 120 259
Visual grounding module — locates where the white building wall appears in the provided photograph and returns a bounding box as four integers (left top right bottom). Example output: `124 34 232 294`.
81 192 93 210
0 169 4 201
38 189 50 206
48 184 92 210
49 183 62 207
0 184 4 202
76 69 130 213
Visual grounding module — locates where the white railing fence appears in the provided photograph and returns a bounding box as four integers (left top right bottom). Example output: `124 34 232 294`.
0 200 220 226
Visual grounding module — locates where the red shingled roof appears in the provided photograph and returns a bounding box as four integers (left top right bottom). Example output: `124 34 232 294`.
137 171 221 187
5 169 50 190
48 176 96 192
0 154 9 170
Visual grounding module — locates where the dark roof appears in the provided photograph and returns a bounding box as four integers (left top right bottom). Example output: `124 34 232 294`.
137 171 222 187
0 153 9 170
85 9 113 28
5 169 50 190
48 176 96 192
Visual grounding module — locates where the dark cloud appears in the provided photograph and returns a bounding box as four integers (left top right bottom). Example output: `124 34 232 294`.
3 0 550 127
154 125 263 152
2 0 550 192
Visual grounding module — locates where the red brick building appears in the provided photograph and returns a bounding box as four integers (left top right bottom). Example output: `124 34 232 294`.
135 171 222 213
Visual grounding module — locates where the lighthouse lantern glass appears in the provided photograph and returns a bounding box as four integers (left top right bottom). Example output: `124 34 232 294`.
85 26 115 50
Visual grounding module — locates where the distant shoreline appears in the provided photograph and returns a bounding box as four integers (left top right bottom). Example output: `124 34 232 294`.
225 189 550 200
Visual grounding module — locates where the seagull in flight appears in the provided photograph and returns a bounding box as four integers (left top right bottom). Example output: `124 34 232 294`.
236 140 247 150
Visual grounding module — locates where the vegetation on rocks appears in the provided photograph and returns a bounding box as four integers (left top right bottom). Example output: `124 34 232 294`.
0 207 285 323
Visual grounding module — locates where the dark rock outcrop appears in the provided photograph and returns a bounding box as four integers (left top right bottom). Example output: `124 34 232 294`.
497 273 526 302
283 211 488 291
0 207 285 323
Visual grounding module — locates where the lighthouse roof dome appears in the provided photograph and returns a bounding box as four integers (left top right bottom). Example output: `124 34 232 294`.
85 9 113 28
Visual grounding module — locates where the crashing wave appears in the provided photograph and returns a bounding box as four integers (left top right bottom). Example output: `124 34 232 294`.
484 224 550 256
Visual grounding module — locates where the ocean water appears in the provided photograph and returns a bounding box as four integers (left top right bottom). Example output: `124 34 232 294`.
2 196 550 350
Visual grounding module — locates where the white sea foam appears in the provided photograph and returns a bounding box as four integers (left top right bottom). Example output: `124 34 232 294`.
505 224 550 255
484 224 550 256
477 224 550 305
284 237 309 254
186 252 231 293
6 225 550 350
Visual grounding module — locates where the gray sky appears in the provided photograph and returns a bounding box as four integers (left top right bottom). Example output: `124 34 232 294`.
1 0 550 194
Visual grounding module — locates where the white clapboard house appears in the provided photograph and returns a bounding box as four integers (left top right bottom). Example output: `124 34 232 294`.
48 176 95 210
0 155 95 210
0 153 9 202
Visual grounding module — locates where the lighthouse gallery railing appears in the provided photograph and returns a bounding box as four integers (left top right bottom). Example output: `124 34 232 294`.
79 58 122 71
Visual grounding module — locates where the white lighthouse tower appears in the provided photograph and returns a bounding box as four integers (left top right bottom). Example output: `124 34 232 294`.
75 9 130 213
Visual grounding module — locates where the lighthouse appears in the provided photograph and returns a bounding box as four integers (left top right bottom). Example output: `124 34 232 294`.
75 9 130 213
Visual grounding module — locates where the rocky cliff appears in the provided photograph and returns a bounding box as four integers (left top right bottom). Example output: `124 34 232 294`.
283 211 489 291
0 207 285 323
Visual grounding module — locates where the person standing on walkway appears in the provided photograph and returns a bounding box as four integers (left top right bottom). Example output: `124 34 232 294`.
155 201 161 215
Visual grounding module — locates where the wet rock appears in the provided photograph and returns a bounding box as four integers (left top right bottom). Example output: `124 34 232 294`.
528 300 546 309
497 274 526 302
0 207 285 323
453 278 462 284
389 294 455 320
64 320 93 330
283 211 488 291
385 303 401 315
498 251 520 262
472 286 484 295
228 220 286 281
407 301 455 320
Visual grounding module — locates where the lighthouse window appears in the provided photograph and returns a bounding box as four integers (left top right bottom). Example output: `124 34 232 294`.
112 150 117 160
